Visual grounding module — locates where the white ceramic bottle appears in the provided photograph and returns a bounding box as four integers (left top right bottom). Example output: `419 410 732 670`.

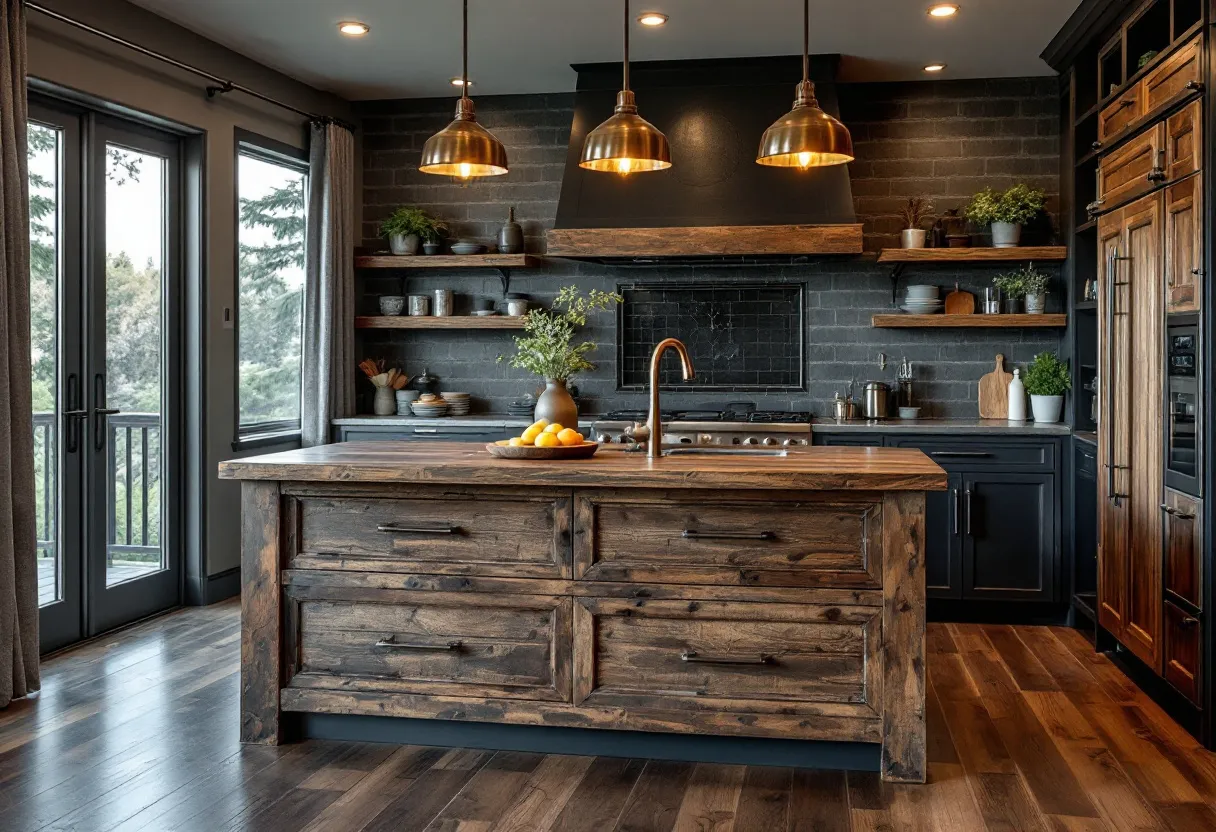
1007 368 1027 422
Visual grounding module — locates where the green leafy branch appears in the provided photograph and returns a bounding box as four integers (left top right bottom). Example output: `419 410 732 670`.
498 286 622 382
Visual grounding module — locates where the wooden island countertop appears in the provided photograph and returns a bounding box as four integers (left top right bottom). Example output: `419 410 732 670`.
218 441 948 492
222 440 944 784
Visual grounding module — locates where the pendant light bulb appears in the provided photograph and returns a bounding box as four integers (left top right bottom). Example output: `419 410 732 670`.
756 0 853 168
579 0 671 174
420 0 509 178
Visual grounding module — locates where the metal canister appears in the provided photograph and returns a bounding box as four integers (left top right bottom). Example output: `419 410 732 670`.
862 382 891 419
408 294 430 316
831 394 857 421
433 288 453 316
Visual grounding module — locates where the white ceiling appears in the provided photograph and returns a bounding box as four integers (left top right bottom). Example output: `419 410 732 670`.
125 0 1082 100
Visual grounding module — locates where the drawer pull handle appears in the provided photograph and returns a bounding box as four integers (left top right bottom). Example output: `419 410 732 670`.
376 637 463 651
1160 504 1196 520
1185 81 1204 92
680 650 774 666
682 530 776 541
930 451 992 458
1180 616 1200 627
377 524 459 535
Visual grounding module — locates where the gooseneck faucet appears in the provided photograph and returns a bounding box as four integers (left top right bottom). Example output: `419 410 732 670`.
646 338 696 458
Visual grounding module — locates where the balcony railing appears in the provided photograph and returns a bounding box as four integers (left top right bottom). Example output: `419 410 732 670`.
33 411 162 569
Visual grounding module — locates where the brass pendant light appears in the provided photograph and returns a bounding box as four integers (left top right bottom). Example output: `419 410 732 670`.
420 0 508 178
579 0 671 174
756 0 853 169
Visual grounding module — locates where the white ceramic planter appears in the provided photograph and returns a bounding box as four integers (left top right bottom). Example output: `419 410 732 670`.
900 229 928 249
1030 394 1063 423
389 233 421 255
1025 292 1047 314
990 222 1021 248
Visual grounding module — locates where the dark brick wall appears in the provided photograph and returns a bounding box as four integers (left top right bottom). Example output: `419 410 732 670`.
356 77 1063 418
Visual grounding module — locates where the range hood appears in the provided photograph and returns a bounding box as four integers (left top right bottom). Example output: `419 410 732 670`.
549 56 862 260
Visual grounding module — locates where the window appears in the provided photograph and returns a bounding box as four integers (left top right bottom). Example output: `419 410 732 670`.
236 136 308 441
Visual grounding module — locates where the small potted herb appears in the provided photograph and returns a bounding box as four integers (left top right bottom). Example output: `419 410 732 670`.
993 270 1027 314
1024 351 1071 424
964 184 1047 248
498 287 621 427
899 197 934 249
380 207 447 256
995 264 1050 314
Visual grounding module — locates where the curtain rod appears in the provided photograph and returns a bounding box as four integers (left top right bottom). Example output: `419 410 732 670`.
27 2 351 128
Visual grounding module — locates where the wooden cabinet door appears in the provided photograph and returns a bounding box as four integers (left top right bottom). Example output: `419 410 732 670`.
1098 210 1130 638
1098 86 1143 142
960 473 1056 602
925 473 963 600
1163 601 1202 704
1163 490 1202 609
1165 101 1202 182
1097 124 1163 211
1165 173 1203 313
1143 35 1203 114
1121 193 1165 672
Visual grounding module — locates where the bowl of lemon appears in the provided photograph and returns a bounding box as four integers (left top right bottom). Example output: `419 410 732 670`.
486 419 599 460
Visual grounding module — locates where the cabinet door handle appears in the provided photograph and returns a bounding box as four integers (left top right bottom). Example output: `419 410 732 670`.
964 489 973 536
680 650 774 666
682 530 776 541
377 524 459 535
1118 97 1135 110
375 637 463 651
952 488 960 535
1179 616 1200 627
930 451 992 458
1160 504 1196 520
413 428 440 434
1185 80 1204 92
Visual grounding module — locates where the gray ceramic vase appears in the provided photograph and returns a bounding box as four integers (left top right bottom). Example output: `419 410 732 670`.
534 379 578 428
498 207 524 254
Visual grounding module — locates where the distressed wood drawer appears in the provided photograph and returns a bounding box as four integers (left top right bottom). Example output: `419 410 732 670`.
574 490 883 588
1165 100 1202 182
283 580 572 702
1163 600 1201 705
1098 124 1163 212
573 597 881 722
1099 87 1143 143
1143 35 1202 115
285 484 572 578
1164 490 1202 610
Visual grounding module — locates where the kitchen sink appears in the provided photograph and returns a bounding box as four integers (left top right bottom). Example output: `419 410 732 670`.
662 447 789 457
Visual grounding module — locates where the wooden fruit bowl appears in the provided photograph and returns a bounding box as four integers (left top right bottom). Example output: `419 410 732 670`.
485 442 599 460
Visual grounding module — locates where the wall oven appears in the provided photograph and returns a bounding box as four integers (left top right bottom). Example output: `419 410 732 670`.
1165 317 1202 495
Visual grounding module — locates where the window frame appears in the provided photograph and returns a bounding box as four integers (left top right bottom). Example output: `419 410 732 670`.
232 129 310 450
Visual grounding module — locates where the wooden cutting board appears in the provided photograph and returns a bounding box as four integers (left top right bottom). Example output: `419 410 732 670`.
944 283 975 315
978 354 1013 419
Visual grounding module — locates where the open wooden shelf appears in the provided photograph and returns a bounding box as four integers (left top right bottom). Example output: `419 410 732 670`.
355 316 527 330
876 246 1068 264
871 314 1068 329
355 254 538 269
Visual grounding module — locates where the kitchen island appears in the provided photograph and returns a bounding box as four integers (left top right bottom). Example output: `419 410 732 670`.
218 442 946 783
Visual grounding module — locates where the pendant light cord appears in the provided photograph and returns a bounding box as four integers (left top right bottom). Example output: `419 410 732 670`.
462 0 470 101
802 0 809 85
623 0 631 92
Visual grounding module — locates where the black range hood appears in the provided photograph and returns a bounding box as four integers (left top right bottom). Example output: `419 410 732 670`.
549 56 862 260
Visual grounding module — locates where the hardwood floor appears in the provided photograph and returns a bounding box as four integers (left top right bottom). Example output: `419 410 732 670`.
3 601 1215 831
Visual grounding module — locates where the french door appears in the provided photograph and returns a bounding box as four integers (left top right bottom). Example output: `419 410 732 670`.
30 97 184 652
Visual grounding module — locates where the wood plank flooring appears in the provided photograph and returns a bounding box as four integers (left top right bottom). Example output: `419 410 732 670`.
3 601 1215 831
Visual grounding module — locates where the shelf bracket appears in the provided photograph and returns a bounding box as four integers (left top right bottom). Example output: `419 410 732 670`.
496 268 511 296
888 263 907 304
206 81 234 99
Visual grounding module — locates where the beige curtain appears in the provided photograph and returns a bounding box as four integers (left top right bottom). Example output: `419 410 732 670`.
0 0 39 708
300 121 355 446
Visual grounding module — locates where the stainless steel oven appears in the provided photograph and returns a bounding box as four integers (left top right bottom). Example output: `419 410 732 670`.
1166 317 1202 495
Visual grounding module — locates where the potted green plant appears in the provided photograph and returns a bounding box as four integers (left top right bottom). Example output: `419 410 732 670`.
964 184 1047 248
995 264 1050 314
498 287 621 426
899 196 934 249
380 207 447 256
1024 351 1071 423
993 270 1027 314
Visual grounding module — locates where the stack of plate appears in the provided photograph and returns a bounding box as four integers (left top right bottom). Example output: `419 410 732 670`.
410 396 449 418
440 392 470 416
901 284 943 314
507 395 536 418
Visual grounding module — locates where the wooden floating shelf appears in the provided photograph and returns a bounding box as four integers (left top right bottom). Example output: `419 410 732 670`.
546 224 864 257
871 314 1068 329
355 254 538 269
876 246 1068 264
355 316 527 330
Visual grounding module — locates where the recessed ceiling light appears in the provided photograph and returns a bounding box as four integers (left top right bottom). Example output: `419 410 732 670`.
638 12 668 26
928 4 959 17
450 77 473 87
924 63 947 73
338 21 369 36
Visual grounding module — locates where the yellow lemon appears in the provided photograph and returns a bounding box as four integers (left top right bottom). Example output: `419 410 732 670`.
520 425 544 444
543 423 565 434
527 418 549 432
495 440 511 446
508 437 525 447
534 432 561 448
557 428 582 446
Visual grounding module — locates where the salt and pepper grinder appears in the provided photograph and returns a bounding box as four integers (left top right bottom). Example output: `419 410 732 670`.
1007 368 1027 421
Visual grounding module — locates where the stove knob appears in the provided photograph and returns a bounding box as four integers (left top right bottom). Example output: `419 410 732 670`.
762 437 778 446
782 438 796 447
731 437 742 445
596 432 612 443
699 433 714 445
743 437 759 446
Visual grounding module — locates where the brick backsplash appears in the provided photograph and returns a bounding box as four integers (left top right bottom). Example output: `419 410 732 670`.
355 77 1063 419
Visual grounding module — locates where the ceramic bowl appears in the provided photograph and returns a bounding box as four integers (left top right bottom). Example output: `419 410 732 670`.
898 407 922 419
378 295 406 316
904 285 940 299
450 242 486 255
